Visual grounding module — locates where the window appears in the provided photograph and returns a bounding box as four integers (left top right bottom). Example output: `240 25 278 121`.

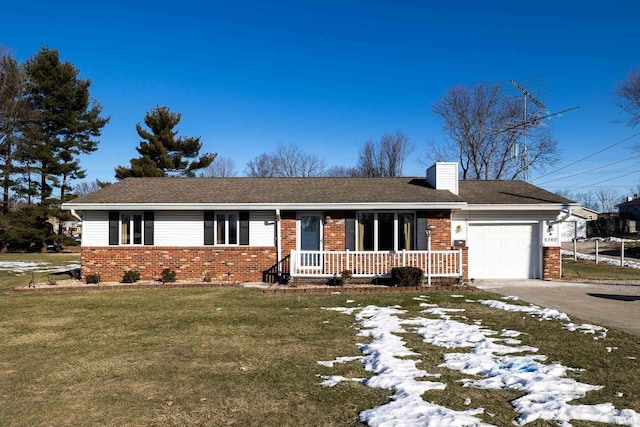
356 212 415 251
216 213 238 245
120 213 143 245
109 211 153 246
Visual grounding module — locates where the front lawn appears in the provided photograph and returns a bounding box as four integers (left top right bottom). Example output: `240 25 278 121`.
1 286 639 426
563 258 640 280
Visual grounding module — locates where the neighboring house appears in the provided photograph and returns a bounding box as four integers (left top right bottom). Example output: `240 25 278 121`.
559 207 599 242
62 163 576 283
619 197 640 221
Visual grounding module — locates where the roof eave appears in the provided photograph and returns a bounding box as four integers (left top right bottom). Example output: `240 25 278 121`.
62 201 469 211
464 202 580 211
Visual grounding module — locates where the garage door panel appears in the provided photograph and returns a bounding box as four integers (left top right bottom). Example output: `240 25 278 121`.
468 224 539 279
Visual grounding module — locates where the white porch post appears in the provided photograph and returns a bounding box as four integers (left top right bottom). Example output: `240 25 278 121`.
275 209 282 279
426 226 432 285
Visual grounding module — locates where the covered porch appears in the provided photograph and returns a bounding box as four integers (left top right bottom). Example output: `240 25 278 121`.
289 249 463 283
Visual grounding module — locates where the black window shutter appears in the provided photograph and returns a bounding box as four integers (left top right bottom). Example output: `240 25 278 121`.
239 212 249 245
345 211 356 250
204 212 215 245
144 211 154 245
109 211 119 245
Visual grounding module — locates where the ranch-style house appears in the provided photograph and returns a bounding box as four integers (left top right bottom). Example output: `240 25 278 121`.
62 163 577 283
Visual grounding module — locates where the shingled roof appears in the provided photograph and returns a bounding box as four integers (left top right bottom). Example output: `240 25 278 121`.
65 177 463 205
458 180 574 205
63 176 574 208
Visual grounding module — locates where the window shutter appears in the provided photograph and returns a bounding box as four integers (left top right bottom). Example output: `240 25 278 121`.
109 211 119 245
239 212 249 245
344 211 356 250
144 211 154 245
204 212 215 245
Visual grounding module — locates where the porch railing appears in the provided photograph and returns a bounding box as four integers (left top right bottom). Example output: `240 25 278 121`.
289 249 462 282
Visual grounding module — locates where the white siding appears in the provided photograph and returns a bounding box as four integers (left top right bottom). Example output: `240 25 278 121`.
154 211 203 246
426 162 458 195
82 211 109 246
250 211 275 246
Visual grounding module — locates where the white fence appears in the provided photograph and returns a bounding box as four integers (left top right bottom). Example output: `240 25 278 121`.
290 249 462 282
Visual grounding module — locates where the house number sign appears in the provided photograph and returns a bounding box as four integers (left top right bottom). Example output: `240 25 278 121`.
543 222 559 247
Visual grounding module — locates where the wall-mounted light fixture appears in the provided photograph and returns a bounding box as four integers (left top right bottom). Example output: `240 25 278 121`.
455 225 462 233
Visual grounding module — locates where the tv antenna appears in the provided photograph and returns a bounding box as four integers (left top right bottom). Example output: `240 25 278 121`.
505 79 579 181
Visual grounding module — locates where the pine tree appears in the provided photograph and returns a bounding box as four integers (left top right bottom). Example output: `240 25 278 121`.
0 50 27 214
115 106 215 179
20 47 109 206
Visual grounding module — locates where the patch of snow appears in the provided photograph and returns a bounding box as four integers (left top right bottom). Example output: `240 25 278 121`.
451 294 465 298
319 375 365 387
322 301 640 426
0 261 80 275
323 305 493 427
413 306 639 426
561 250 640 269
480 299 607 339
317 356 363 367
346 299 355 304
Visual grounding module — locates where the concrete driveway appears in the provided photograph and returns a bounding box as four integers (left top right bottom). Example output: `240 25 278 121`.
475 280 640 336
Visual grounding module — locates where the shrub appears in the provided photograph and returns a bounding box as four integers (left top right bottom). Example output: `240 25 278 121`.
86 274 100 284
122 270 140 283
202 271 212 283
340 269 353 285
161 268 177 283
391 267 424 287
47 274 57 286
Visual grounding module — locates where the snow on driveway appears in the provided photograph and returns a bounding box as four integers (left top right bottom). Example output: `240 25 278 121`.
319 296 640 426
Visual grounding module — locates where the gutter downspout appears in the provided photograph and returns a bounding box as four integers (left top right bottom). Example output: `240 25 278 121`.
70 209 82 222
275 209 282 281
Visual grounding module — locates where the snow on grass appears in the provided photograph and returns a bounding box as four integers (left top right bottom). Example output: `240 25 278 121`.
561 249 640 269
320 305 493 427
0 261 80 275
320 299 638 426
478 299 607 339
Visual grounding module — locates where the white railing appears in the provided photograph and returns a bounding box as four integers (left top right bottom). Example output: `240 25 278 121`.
289 249 462 281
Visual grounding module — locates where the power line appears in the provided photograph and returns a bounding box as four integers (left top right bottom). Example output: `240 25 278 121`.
571 169 640 191
532 130 640 182
536 154 640 186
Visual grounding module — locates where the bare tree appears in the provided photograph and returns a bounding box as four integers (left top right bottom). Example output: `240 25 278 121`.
73 179 110 197
594 187 621 213
324 165 362 177
430 82 559 180
616 68 640 127
273 143 325 177
357 131 414 177
555 189 600 211
245 153 278 177
200 155 238 177
245 144 325 177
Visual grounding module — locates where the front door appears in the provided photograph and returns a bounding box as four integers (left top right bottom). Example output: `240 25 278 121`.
299 214 322 268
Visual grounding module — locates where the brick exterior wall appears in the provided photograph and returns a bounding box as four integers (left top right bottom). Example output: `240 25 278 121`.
82 246 277 283
323 211 347 251
280 211 297 256
542 246 561 279
425 211 452 251
81 210 464 283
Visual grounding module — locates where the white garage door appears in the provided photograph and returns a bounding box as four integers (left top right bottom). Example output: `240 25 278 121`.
468 224 540 279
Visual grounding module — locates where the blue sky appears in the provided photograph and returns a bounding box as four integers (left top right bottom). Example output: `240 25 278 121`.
3 0 640 196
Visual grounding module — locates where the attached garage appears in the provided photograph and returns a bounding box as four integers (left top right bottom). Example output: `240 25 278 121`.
468 223 540 279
